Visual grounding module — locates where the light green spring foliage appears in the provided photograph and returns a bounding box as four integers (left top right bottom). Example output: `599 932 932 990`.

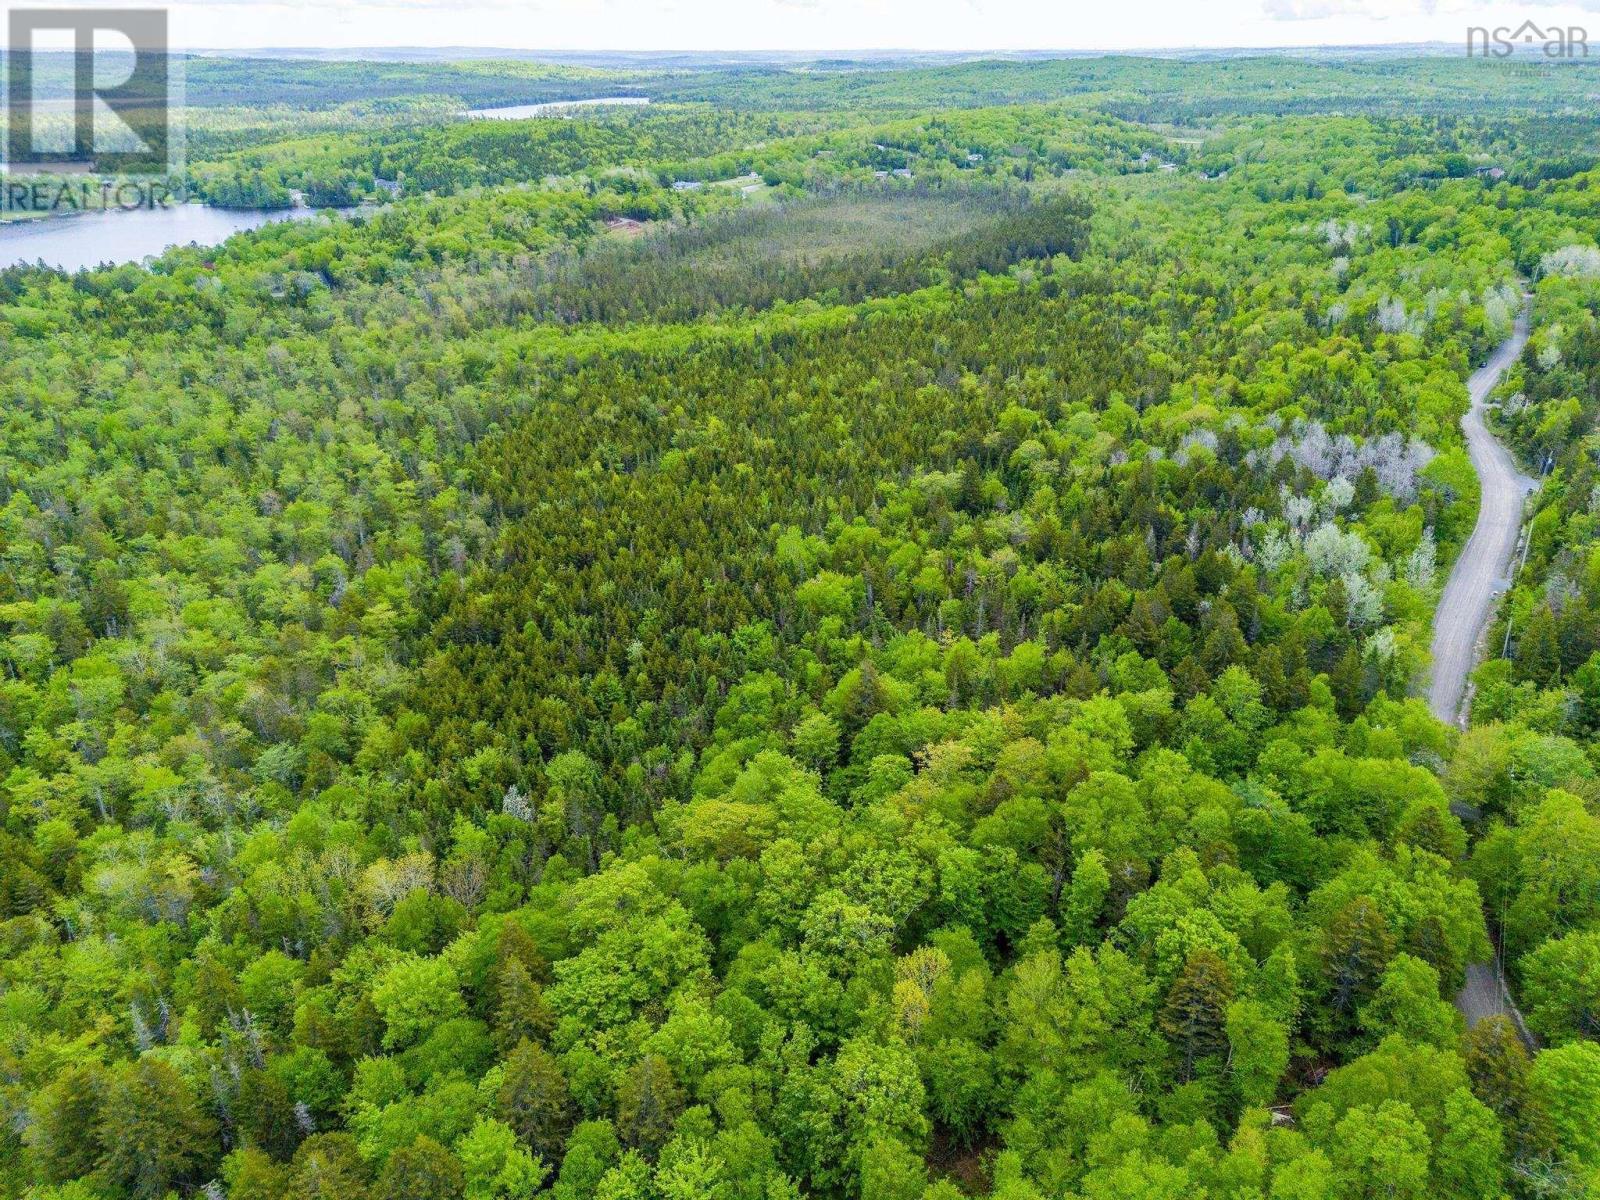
1 51 1598 1200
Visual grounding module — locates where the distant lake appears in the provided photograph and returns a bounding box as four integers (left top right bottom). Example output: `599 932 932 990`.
0 204 328 272
466 96 651 119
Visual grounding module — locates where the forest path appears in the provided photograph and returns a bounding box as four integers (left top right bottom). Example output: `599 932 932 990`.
1427 302 1539 1043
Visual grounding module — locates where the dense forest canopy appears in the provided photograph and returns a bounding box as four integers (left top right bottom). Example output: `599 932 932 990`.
0 48 1598 1200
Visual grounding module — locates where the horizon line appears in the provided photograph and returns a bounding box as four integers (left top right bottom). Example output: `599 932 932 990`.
172 39 1501 56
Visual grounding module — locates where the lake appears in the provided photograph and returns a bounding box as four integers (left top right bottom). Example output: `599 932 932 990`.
0 204 328 272
466 96 651 120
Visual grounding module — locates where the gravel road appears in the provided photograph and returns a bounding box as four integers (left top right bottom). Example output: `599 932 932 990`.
1457 961 1525 1035
1428 306 1539 1042
1427 308 1538 729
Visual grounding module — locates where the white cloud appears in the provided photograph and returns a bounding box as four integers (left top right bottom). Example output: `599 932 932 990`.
1264 0 1600 18
1262 0 1377 19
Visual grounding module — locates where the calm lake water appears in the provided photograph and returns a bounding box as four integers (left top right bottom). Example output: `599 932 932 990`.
466 96 651 119
0 204 327 272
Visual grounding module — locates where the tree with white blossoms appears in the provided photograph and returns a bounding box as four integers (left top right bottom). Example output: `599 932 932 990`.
1404 529 1437 590
501 783 535 823
1258 528 1295 575
1175 429 1218 466
1293 423 1334 477
1537 327 1563 371
1342 571 1385 627
1371 435 1435 503
1283 491 1316 535
1483 284 1519 340
1539 244 1600 279
1376 296 1411 334
1322 476 1356 517
1305 522 1372 578
1363 626 1398 666
1276 422 1435 502
1318 217 1368 253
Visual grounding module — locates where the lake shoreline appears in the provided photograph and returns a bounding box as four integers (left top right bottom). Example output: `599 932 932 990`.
0 197 321 227
0 202 351 272
464 95 651 119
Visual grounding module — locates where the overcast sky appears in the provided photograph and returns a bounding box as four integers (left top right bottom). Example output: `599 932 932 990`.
42 0 1600 51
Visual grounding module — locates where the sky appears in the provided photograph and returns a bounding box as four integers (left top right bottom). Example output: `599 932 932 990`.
21 0 1600 51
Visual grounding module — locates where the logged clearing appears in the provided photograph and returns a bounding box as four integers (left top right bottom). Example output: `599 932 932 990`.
678 188 1007 268
524 184 1086 324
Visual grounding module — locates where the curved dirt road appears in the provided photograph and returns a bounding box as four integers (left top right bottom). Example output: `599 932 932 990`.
1427 307 1538 729
1427 305 1538 1040
1457 962 1530 1038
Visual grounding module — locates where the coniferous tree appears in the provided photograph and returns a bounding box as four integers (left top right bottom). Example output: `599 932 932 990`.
1160 949 1236 1081
96 1060 218 1200
496 1039 574 1161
